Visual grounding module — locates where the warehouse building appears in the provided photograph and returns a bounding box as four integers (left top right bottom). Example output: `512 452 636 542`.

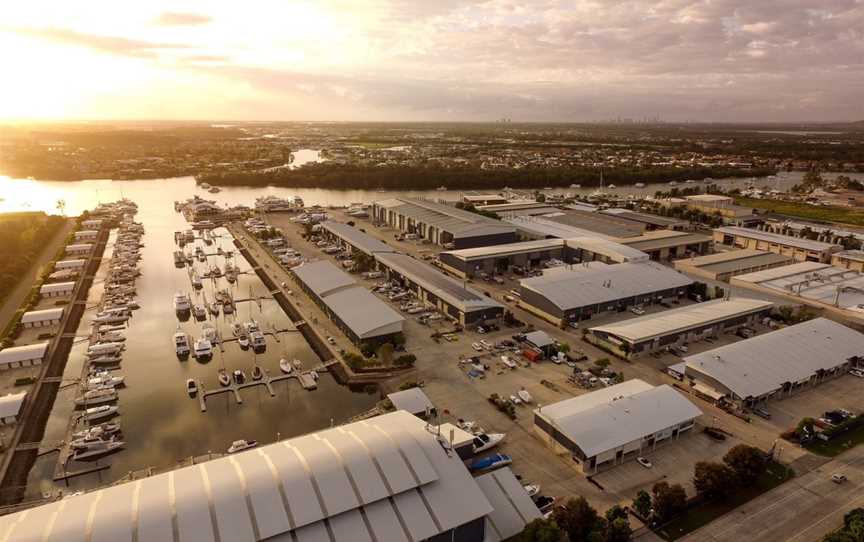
371 197 517 249
319 221 395 257
65 243 93 256
0 410 541 542
538 209 646 238
586 298 774 359
0 342 48 371
39 281 76 298
81 219 103 229
601 209 690 231
714 226 841 263
832 250 864 272
55 258 86 271
616 230 712 261
477 201 560 218
375 252 504 326
462 193 509 205
438 237 650 278
292 261 404 345
684 318 864 408
518 262 693 326
505 215 615 241
387 387 436 419
534 379 701 474
21 308 63 329
73 230 99 242
0 392 27 425
674 249 793 282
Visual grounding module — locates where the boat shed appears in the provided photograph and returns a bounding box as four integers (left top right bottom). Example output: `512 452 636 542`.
616 230 712 261
506 216 616 241
65 243 93 256
518 262 693 326
714 226 841 263
319 221 395 257
601 209 690 231
292 261 404 345
375 252 504 326
539 209 646 238
387 387 436 418
55 258 86 270
39 281 76 298
74 230 99 242
0 342 48 370
438 239 567 278
0 392 27 425
475 467 543 541
587 298 774 359
684 318 864 408
0 411 542 542
674 249 793 281
534 379 701 474
21 308 64 328
371 197 518 249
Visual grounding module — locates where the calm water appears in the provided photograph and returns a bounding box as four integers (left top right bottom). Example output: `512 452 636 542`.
22 188 377 497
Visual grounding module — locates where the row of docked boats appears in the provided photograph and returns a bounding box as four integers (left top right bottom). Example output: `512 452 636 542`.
72 210 143 462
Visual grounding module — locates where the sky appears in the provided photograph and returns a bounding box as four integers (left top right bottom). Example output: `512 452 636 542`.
1 0 862 123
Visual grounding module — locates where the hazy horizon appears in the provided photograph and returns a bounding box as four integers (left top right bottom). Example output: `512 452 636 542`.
2 1 863 123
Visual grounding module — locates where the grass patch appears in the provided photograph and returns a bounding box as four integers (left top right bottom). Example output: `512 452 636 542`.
735 196 864 227
657 461 795 541
803 424 864 457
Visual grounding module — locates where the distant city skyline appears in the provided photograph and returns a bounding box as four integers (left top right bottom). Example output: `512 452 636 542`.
2 1 862 123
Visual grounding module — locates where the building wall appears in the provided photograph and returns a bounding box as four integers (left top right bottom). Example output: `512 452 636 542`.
439 247 566 279
22 318 60 329
713 231 835 263
0 358 42 371
833 255 864 272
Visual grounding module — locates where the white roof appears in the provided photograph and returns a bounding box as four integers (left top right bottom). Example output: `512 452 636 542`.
731 261 830 284
442 239 565 261
565 236 649 263
590 298 774 343
293 260 356 297
0 342 49 365
686 194 733 202
75 230 98 236
536 380 702 458
387 387 435 415
21 308 64 324
321 221 395 256
65 243 93 252
524 330 554 348
0 392 26 419
685 318 864 399
521 262 692 311
55 259 86 269
0 411 494 542
505 216 615 240
476 467 542 542
716 226 842 252
375 198 516 239
40 281 76 294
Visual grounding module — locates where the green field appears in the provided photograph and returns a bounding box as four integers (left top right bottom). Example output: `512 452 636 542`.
657 462 795 541
735 197 864 227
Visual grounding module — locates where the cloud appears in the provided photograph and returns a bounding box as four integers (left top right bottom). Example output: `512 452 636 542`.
154 12 213 26
13 27 189 58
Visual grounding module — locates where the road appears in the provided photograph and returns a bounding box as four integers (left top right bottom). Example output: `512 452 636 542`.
682 444 864 541
0 218 75 334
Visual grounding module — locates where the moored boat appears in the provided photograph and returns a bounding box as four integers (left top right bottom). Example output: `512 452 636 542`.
227 439 257 454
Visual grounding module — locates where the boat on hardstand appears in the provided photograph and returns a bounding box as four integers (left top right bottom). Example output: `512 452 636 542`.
227 439 257 454
279 358 293 374
469 453 512 472
472 432 506 454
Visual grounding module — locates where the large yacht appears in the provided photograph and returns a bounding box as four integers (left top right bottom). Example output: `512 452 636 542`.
173 292 192 313
193 338 213 359
174 331 191 357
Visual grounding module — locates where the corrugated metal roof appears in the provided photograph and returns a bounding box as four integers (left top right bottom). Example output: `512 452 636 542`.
506 216 615 240
542 209 645 238
441 239 565 261
0 411 494 542
590 298 774 343
375 253 503 313
617 230 712 252
21 308 64 324
376 198 515 239
521 262 692 311
565 237 650 263
0 392 26 419
387 387 434 415
476 467 542 542
731 261 829 283
685 318 864 399
321 221 395 256
39 281 76 294
292 260 357 297
716 226 842 252
535 380 702 458
0 342 49 365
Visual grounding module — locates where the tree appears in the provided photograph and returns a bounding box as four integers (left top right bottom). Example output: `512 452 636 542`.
519 518 563 542
377 342 395 365
558 342 571 354
651 482 687 523
693 461 738 501
553 497 603 542
594 358 611 369
606 518 633 542
394 354 416 367
605 505 628 524
632 490 652 519
723 445 767 486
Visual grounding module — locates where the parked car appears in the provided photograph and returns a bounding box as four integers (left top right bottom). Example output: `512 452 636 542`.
753 407 771 419
472 342 484 352
629 306 646 315
737 327 756 339
636 456 653 469
850 369 864 378
832 473 848 484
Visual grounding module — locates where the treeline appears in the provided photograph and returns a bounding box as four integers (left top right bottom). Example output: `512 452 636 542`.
198 162 774 190
0 213 66 302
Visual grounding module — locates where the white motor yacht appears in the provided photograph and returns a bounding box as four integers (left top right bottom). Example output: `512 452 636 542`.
71 438 125 461
193 338 213 359
173 292 192 313
227 439 258 454
250 331 266 351
472 432 506 454
82 405 119 422
74 388 118 407
186 379 198 395
279 358 293 374
87 375 124 388
72 422 120 441
174 331 191 357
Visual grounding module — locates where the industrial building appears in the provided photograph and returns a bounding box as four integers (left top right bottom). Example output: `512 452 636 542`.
616 230 712 261
832 250 864 272
673 249 793 282
534 379 702 474
601 209 690 231
20 308 63 329
54 258 86 270
387 387 436 418
292 261 404 345
65 243 93 256
477 201 560 218
517 262 693 326
319 221 395 257
438 237 648 278
39 281 76 298
81 219 103 229
730 261 864 322
0 410 541 542
0 342 48 371
538 209 646 238
505 215 615 241
0 392 27 425
714 226 842 263
684 318 864 408
586 298 774 359
73 230 99 242
462 193 509 206
371 197 518 249
375 252 504 326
